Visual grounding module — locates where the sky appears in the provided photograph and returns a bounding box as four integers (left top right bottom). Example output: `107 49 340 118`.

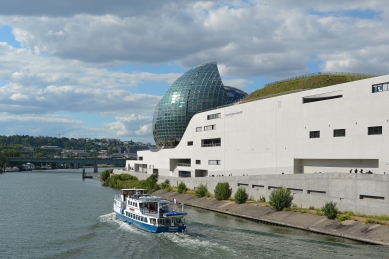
0 0 388 144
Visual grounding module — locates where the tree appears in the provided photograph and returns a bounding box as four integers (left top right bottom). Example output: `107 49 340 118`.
0 152 7 170
100 169 112 182
214 182 232 200
35 152 45 158
269 186 293 211
2 149 21 157
234 187 248 204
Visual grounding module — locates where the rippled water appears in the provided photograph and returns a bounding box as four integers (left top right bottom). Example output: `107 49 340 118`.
1 170 388 259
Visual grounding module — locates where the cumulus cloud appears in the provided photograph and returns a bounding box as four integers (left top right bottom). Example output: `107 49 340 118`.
104 114 152 138
0 43 178 115
1 0 389 142
1 1 388 79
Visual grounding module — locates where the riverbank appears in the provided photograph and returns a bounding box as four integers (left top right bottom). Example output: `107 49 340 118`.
153 190 389 246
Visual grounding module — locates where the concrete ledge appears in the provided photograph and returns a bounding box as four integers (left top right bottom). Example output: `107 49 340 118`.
153 190 389 246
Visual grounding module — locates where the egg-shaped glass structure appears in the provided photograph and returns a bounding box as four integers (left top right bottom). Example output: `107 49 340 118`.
153 62 247 148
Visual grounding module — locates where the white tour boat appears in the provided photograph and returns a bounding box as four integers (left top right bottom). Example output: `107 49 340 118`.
113 188 187 233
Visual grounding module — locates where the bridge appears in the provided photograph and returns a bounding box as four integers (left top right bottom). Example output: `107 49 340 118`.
6 157 128 172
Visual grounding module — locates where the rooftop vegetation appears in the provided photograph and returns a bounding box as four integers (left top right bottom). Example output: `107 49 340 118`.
241 72 374 103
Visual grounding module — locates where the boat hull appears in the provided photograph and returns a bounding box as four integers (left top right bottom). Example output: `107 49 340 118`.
115 212 187 233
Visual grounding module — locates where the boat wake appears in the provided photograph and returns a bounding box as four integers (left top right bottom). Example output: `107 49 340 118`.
97 212 116 223
159 232 237 256
97 212 146 234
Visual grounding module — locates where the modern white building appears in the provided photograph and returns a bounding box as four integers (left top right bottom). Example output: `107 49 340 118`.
128 73 389 178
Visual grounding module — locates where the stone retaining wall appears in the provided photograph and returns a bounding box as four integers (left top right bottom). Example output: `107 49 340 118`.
113 169 389 215
153 190 389 246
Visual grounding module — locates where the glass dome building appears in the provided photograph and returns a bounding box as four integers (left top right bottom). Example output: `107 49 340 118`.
153 61 248 148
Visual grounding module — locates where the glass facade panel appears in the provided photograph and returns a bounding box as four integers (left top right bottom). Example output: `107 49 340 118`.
153 62 247 148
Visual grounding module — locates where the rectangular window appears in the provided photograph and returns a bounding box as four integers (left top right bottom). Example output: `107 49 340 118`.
208 160 221 165
196 160 201 165
139 156 143 161
303 91 342 103
204 125 216 131
178 170 191 177
368 126 382 135
309 131 320 138
207 113 221 120
201 138 221 147
196 127 202 132
333 129 346 137
372 82 389 93
187 141 193 146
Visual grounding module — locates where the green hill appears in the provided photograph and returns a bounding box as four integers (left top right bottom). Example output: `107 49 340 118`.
241 73 374 103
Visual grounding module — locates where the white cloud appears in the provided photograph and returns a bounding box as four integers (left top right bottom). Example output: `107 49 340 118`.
9 93 28 100
1 1 388 79
104 114 153 138
1 0 389 142
222 78 252 89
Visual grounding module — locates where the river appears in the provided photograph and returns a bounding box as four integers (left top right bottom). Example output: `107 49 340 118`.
0 170 388 259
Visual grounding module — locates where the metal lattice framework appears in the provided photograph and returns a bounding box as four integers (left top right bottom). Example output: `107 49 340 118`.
152 62 247 149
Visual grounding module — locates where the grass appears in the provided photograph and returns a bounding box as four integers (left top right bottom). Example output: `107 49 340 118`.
241 74 373 103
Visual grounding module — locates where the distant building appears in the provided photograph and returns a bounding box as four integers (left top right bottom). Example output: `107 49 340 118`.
41 146 62 150
62 149 89 157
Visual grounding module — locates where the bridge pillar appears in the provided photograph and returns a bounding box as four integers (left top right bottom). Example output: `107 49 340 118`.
94 160 98 173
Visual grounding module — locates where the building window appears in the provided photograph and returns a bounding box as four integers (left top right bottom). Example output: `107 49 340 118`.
368 126 382 135
333 129 346 137
204 125 216 131
178 170 191 177
187 141 193 146
207 113 221 120
196 127 202 132
208 160 221 165
139 156 143 161
372 83 389 93
196 160 201 165
309 131 320 138
201 138 221 147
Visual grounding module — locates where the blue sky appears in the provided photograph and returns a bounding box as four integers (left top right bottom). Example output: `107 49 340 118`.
0 0 388 143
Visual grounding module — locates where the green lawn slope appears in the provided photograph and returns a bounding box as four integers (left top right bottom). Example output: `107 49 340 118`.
241 73 374 103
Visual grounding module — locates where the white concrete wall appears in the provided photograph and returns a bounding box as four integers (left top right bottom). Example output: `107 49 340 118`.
129 74 389 177
115 170 389 215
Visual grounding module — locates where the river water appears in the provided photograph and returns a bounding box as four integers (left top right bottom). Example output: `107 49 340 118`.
0 170 388 259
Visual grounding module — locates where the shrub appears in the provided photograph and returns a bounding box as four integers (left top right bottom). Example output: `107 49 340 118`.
195 183 209 198
269 186 293 211
234 187 248 204
160 179 170 190
337 214 350 221
100 169 112 182
214 182 232 201
259 195 266 202
177 182 187 194
309 206 315 210
321 201 338 219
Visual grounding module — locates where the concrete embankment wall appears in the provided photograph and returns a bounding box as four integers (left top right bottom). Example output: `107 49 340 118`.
113 169 389 215
153 190 389 246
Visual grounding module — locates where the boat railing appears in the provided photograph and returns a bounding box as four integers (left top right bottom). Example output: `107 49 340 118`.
140 208 159 217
